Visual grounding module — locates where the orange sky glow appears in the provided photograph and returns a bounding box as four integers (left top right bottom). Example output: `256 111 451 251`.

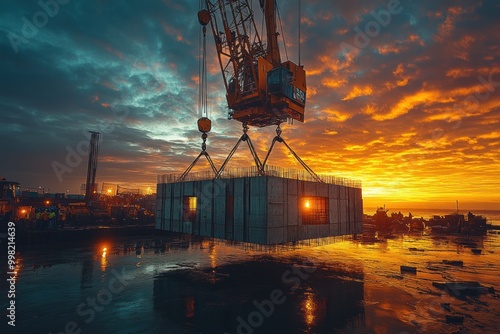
2 1 499 212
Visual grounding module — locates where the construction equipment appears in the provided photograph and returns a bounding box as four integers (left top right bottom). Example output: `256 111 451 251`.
85 131 100 203
200 0 306 127
180 1 320 182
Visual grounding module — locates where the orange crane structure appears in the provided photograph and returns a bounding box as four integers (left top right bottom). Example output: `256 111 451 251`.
159 1 363 244
181 0 320 182
199 0 306 127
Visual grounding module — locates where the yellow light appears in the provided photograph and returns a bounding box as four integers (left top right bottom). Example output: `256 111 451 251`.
107 189 112 193
305 200 310 209
45 200 50 205
189 197 197 210
101 247 108 271
21 209 26 214
303 294 316 326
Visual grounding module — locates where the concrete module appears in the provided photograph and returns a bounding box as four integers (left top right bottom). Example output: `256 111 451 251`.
156 170 362 245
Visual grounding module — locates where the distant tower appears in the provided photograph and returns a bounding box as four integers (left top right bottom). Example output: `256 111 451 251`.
85 131 100 203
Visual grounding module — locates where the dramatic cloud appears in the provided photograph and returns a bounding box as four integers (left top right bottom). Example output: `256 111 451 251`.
0 0 499 209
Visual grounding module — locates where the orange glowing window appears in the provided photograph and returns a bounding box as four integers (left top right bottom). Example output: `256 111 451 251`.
301 197 329 225
183 196 197 222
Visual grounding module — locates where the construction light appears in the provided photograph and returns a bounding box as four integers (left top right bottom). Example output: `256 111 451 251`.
305 200 310 209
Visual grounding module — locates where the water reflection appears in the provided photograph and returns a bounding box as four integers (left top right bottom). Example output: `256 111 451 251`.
302 292 316 327
80 255 94 289
12 232 500 333
152 256 365 333
100 246 108 272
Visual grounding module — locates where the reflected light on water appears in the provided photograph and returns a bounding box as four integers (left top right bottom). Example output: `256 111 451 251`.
185 296 195 318
100 245 108 271
302 293 316 327
209 244 217 269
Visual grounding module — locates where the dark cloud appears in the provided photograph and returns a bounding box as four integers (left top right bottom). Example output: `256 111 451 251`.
0 0 498 208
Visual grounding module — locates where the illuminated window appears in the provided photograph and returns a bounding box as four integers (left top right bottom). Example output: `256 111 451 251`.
183 196 197 222
301 197 329 225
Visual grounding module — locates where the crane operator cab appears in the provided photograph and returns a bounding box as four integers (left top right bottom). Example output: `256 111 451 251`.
266 61 306 123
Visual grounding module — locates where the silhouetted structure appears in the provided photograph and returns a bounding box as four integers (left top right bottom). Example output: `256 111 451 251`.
85 131 100 203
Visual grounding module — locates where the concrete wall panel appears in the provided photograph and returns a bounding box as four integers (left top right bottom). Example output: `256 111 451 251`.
318 183 329 197
286 225 298 241
340 219 347 235
342 198 349 223
173 182 182 198
249 214 265 228
249 227 266 244
268 177 284 202
250 177 266 196
287 195 298 226
171 220 180 233
330 223 340 236
183 182 194 196
234 178 244 196
267 203 284 227
250 195 265 216
233 226 244 241
157 176 362 244
214 196 226 225
267 227 284 244
214 179 227 197
339 186 346 200
317 225 330 238
234 196 244 227
304 181 317 196
214 224 225 239
287 179 298 195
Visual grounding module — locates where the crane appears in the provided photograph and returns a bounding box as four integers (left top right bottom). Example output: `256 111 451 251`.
184 0 320 182
85 131 100 203
199 0 306 127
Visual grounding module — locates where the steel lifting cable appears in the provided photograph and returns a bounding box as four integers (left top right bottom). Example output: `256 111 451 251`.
202 26 208 118
281 139 322 183
198 0 203 118
244 134 263 171
275 0 288 61
178 2 218 181
216 124 263 178
261 125 323 183
298 0 301 65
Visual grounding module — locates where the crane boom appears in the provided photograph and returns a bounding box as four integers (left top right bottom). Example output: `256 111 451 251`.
260 0 280 66
202 0 306 127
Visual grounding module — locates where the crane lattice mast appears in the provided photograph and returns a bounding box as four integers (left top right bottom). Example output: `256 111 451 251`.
203 0 306 127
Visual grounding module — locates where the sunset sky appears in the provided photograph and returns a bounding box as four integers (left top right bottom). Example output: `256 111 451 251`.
1 0 499 210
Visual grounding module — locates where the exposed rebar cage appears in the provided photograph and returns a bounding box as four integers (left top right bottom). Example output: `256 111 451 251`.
159 165 362 189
